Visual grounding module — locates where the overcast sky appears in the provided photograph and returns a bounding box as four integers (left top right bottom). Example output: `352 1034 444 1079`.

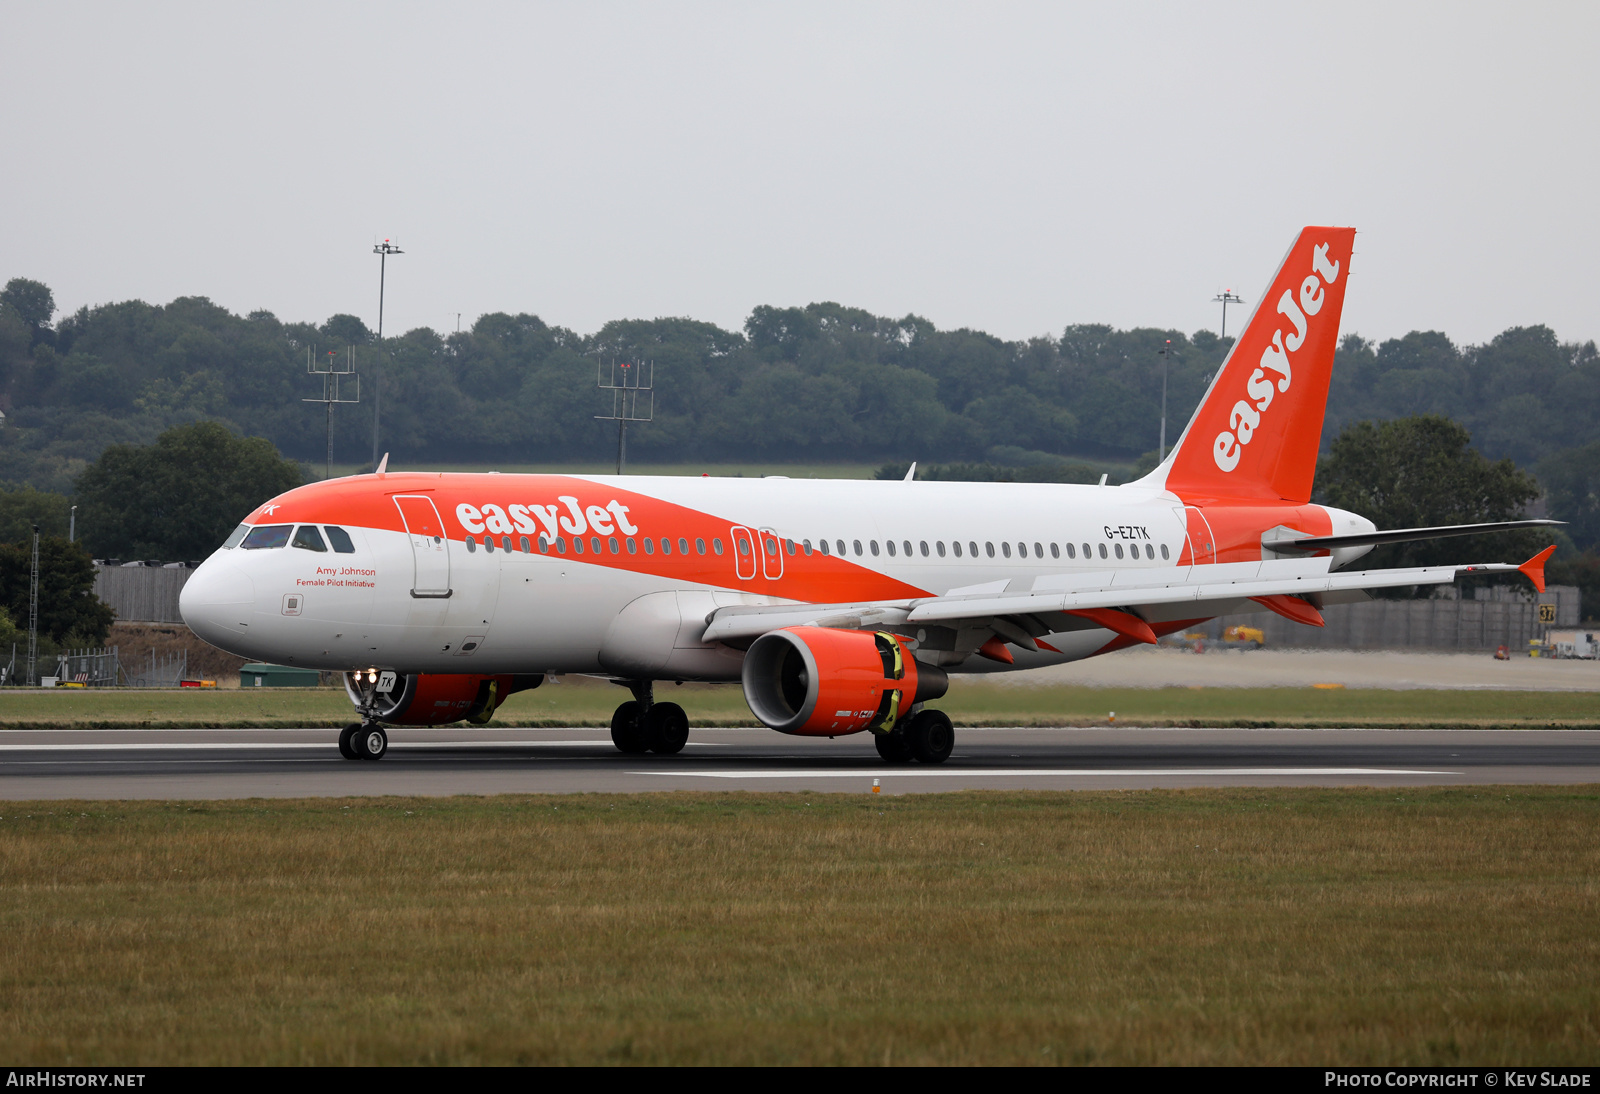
3 2 1596 350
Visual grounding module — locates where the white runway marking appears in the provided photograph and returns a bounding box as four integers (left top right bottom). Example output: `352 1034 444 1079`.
639 767 1461 778
0 741 722 752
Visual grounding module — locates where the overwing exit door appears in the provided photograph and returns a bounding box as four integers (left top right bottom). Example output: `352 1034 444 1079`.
393 495 452 597
730 526 757 580
759 528 783 579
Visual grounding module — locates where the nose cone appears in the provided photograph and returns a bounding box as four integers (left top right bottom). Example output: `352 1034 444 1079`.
180 555 256 654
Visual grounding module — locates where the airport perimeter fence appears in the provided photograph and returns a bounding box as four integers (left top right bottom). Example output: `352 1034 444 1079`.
52 647 122 687
2 646 205 689
1210 584 1580 652
123 649 188 689
1 646 124 687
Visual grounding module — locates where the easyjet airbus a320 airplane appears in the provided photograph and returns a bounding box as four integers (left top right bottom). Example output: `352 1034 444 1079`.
180 227 1557 763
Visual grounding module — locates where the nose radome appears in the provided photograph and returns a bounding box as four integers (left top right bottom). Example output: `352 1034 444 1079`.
179 556 256 653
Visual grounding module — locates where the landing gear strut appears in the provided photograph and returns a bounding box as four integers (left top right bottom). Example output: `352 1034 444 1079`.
610 681 690 756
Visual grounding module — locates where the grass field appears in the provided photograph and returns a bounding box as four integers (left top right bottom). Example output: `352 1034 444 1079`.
3 677 1599 730
1 787 1595 1065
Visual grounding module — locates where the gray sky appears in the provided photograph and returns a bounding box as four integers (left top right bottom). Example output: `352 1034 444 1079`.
3 2 1596 349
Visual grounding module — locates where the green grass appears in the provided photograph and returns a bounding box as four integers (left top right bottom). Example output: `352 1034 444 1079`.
1 788 1595 1065
3 678 1598 730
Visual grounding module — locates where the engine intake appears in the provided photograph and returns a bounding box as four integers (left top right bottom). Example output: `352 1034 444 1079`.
741 627 947 736
343 672 543 726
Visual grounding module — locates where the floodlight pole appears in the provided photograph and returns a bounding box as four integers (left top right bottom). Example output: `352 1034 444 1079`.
1213 290 1244 341
305 346 359 481
596 360 654 475
372 240 403 468
1158 339 1172 462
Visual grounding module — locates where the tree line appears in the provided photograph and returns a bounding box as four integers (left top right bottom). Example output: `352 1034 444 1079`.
5 412 1599 658
3 277 1597 495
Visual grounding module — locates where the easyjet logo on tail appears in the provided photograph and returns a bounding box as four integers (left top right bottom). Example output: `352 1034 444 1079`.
1213 243 1342 473
1163 225 1356 505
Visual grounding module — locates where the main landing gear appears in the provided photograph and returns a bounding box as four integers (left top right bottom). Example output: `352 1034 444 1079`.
339 722 388 761
610 681 690 756
874 709 954 765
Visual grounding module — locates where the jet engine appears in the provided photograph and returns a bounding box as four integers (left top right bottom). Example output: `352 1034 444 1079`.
343 671 543 726
741 627 947 736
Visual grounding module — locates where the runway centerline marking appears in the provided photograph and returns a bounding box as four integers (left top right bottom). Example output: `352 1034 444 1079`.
635 767 1462 778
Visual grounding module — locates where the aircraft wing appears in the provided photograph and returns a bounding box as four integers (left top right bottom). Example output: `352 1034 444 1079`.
700 548 1554 647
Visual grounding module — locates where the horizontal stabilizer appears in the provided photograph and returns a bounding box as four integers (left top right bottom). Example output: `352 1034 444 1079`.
1263 519 1564 553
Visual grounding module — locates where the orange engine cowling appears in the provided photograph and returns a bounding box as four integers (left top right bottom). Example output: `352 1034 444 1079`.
741 627 948 736
343 671 542 726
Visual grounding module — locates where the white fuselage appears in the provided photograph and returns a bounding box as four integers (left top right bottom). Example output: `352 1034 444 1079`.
179 473 1371 679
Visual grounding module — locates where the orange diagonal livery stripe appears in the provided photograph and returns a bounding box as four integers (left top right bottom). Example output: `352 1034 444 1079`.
246 473 932 603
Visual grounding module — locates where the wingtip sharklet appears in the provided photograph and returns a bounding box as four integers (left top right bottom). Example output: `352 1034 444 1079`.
1519 545 1557 594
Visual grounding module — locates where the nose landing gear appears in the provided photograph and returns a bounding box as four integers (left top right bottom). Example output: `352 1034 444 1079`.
339 722 388 761
609 680 690 755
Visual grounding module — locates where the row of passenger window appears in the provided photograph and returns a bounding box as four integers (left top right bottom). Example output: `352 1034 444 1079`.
466 534 723 557
225 523 357 553
801 538 1168 562
462 532 1168 563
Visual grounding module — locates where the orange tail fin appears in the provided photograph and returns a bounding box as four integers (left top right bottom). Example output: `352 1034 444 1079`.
1158 226 1357 503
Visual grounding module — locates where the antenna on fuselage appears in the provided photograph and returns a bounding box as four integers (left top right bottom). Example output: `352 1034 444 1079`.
375 452 389 477
903 462 917 482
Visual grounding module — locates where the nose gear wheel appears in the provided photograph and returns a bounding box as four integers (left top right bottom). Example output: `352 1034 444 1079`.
610 701 650 754
352 724 388 761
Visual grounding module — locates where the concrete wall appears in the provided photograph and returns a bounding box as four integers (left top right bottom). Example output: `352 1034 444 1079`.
1210 585 1580 651
93 564 192 624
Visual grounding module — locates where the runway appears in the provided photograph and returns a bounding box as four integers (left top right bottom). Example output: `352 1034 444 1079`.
1 725 1597 799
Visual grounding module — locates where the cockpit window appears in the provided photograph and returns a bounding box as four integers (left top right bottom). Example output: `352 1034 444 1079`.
292 525 327 552
222 524 250 549
240 525 292 550
324 526 356 554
